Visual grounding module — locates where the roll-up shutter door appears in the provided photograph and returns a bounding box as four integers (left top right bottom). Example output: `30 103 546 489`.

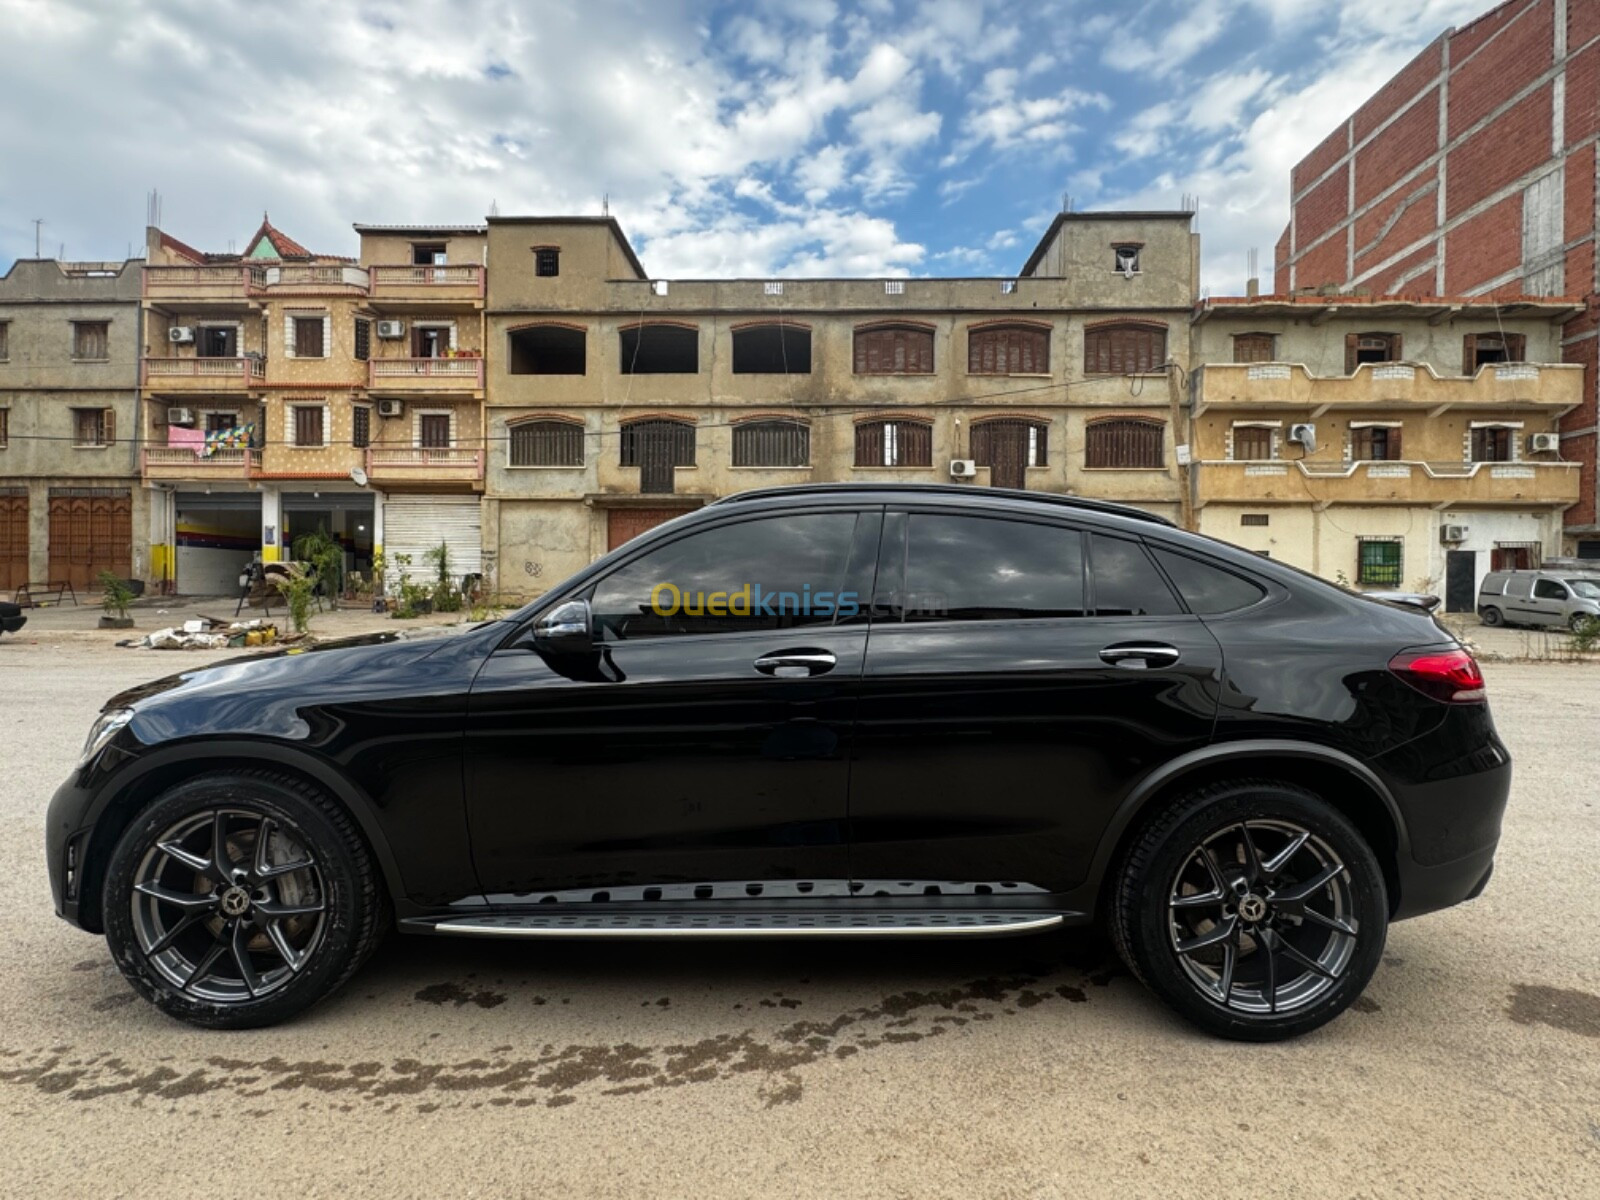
383 495 482 583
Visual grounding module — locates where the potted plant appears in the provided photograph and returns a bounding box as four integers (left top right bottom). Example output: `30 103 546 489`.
97 570 136 629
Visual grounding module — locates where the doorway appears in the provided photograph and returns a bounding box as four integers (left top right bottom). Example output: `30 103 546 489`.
1444 549 1476 613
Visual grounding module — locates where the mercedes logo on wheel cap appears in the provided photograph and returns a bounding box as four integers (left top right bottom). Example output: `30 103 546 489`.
219 886 252 917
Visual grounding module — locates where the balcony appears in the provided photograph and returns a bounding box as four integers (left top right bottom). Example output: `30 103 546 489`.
368 264 484 306
367 357 484 392
365 446 484 484
1196 459 1581 508
142 446 261 482
143 357 266 391
1193 361 1585 418
143 265 258 306
259 264 369 293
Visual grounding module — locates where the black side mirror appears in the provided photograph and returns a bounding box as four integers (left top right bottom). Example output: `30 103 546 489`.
532 598 594 654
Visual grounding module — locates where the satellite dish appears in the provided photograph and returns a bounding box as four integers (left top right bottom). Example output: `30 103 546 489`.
349 467 369 487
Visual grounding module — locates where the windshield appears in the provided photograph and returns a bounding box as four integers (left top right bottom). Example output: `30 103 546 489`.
1566 579 1600 600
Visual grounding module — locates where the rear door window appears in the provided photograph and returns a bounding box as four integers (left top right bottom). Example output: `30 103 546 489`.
897 513 1085 622
1089 534 1183 617
1533 579 1568 600
1150 547 1266 614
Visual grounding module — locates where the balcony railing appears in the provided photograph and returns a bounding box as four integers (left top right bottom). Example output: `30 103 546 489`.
260 264 369 290
367 357 484 388
369 264 484 295
1196 459 1581 507
143 265 258 300
1193 361 1585 417
143 356 265 386
365 447 484 478
142 447 261 477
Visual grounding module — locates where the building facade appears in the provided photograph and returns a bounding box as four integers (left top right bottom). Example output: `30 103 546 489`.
484 212 1199 596
1274 0 1599 555
1189 295 1582 608
0 258 144 594
139 219 487 594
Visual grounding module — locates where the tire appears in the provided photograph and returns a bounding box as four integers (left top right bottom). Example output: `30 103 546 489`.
1570 613 1594 634
102 771 387 1029
1480 606 1503 627
1110 780 1387 1042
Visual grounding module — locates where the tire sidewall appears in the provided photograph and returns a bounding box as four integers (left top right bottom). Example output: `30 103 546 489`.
1481 607 1502 626
1129 785 1388 1042
102 775 364 1029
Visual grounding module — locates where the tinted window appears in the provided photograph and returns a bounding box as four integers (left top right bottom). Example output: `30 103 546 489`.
1089 535 1182 616
591 514 859 640
1152 548 1266 614
900 515 1083 622
1533 579 1568 600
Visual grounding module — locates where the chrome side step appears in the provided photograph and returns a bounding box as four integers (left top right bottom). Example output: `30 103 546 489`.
409 911 1065 940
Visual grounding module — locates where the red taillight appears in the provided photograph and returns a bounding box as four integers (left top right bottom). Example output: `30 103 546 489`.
1388 647 1486 703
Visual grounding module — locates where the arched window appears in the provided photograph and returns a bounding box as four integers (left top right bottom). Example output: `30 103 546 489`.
1344 332 1401 373
619 323 699 374
508 323 586 375
732 324 812 374
854 323 934 375
968 323 1050 374
1083 321 1167 375
855 419 932 467
621 418 696 493
1085 418 1164 469
733 420 810 467
508 419 584 467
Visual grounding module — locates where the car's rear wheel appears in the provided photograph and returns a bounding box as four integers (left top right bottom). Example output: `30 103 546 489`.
1480 606 1503 626
102 772 385 1029
1111 781 1387 1041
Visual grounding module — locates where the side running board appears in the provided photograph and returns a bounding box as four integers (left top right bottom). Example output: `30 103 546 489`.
405 911 1065 939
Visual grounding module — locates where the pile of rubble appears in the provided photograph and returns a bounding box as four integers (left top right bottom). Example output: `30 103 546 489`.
124 616 286 650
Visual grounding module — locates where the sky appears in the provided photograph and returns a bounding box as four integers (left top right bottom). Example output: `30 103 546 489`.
0 0 1498 291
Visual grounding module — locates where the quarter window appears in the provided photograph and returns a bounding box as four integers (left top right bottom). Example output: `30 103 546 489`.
591 513 859 641
1150 548 1265 614
510 420 584 467
898 514 1084 622
1089 534 1182 616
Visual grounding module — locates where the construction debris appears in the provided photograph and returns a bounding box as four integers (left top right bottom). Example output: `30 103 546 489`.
132 617 279 650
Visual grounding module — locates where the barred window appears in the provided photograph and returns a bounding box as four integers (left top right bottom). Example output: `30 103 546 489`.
853 324 934 375
968 324 1049 374
1083 322 1166 374
855 419 932 467
733 420 810 467
970 419 1048 467
1357 539 1403 586
510 420 585 467
619 419 696 466
535 248 560 277
354 318 371 362
352 406 371 449
1085 418 1164 468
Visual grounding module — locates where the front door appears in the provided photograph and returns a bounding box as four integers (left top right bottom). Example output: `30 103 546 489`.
1445 550 1476 613
848 511 1222 897
0 489 27 591
607 507 692 551
47 490 131 591
978 420 1032 490
465 507 881 897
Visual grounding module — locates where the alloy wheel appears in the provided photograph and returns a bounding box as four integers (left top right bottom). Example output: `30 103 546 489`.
129 808 328 1004
1167 820 1358 1015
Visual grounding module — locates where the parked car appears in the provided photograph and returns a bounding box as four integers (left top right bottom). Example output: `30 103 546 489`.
1477 569 1600 631
48 484 1509 1041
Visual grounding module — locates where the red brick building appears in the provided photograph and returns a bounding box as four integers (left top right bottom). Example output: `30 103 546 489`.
1274 0 1600 555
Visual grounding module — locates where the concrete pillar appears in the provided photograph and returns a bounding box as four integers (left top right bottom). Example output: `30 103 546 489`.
371 488 386 595
260 486 282 563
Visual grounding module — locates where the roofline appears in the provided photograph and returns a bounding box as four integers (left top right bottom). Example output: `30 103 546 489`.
1192 294 1585 324
1019 210 1195 278
709 483 1175 526
352 224 488 235
485 215 647 279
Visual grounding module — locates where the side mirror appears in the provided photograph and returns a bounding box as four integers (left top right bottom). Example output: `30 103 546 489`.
532 598 594 654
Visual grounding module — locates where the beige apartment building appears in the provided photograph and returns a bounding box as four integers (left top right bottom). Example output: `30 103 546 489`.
0 258 144 594
139 218 486 593
1188 295 1584 611
484 212 1199 595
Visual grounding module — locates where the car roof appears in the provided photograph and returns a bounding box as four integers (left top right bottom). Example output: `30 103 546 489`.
710 483 1176 526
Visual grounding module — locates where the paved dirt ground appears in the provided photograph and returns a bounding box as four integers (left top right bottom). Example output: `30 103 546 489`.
2 625 1598 1198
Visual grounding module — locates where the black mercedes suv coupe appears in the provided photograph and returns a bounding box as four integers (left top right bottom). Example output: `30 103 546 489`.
47 484 1509 1040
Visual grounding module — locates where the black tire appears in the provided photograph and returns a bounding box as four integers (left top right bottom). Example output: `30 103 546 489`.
1110 780 1387 1042
102 771 387 1029
1570 612 1594 634
1480 606 1503 627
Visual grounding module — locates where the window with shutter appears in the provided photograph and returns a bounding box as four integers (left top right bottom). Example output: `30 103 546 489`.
1471 426 1514 462
354 319 372 362
1345 332 1400 373
733 420 810 467
418 413 451 448
352 406 372 449
510 420 585 467
853 324 934 375
1085 418 1165 468
294 317 325 358
1464 333 1525 373
72 408 107 447
72 321 110 360
1083 322 1167 375
1232 333 1274 363
855 420 932 466
1352 426 1402 460
968 324 1050 374
293 405 324 447
1230 425 1273 461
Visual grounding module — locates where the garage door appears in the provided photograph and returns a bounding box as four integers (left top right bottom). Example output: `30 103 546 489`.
384 495 482 584
0 488 27 592
607 507 693 551
47 489 131 591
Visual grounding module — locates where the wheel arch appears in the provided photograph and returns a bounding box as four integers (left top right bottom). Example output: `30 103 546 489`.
76 741 405 934
1085 741 1408 922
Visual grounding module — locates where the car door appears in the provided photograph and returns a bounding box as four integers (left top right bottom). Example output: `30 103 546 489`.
1530 578 1569 626
1501 575 1539 625
464 507 881 898
847 510 1223 898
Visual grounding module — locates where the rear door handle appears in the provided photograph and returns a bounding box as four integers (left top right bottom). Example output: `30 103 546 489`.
1099 643 1180 669
754 649 837 678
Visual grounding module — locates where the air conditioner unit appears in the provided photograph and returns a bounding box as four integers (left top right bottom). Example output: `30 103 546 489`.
1528 432 1560 453
377 398 404 418
1288 422 1318 454
1440 524 1468 544
376 320 406 339
166 407 196 427
168 326 195 344
949 459 978 479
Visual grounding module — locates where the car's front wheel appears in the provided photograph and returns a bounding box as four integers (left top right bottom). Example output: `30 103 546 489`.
1111 781 1387 1041
102 771 386 1028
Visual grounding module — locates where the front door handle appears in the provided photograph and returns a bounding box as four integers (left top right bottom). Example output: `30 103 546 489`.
754 649 837 678
1099 643 1181 670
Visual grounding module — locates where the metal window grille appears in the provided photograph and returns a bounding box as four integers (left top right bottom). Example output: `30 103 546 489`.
733 421 810 467
1357 540 1403 586
510 420 584 467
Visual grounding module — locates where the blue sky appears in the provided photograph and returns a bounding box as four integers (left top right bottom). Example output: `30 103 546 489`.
0 0 1495 289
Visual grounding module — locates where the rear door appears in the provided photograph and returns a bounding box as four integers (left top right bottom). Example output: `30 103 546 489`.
1501 575 1540 624
846 510 1223 898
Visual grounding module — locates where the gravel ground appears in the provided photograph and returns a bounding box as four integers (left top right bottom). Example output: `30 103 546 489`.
2 634 1598 1198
